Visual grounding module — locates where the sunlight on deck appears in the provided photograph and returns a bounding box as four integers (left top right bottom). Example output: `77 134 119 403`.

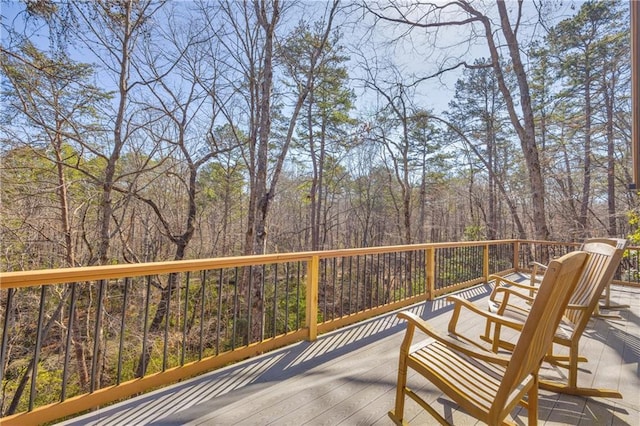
58 281 639 425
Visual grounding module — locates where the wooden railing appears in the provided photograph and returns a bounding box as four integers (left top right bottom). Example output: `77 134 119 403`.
0 239 637 425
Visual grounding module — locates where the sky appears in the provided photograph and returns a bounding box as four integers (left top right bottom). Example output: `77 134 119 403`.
1 0 583 118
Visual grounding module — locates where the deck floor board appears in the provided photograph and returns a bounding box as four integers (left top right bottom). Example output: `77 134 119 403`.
58 280 640 426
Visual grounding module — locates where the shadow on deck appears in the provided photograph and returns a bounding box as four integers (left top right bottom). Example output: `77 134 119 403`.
58 278 640 425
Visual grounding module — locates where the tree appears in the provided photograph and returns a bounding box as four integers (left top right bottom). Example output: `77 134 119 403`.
361 61 432 245
547 0 630 238
1 13 110 406
363 0 551 240
200 0 341 342
407 111 449 242
446 59 525 239
1 41 106 268
280 23 355 250
65 0 163 265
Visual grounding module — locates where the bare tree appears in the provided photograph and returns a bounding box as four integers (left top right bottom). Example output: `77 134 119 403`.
68 0 164 265
201 0 340 341
362 0 550 240
119 4 239 375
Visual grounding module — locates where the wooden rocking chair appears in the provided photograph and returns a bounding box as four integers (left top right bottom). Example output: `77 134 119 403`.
482 239 627 398
388 251 588 426
488 238 627 317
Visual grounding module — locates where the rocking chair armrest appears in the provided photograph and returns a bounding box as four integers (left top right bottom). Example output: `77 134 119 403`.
397 311 511 366
491 286 536 305
492 278 538 292
446 295 525 336
488 275 538 303
530 261 548 270
489 286 537 314
488 274 520 287
565 303 590 312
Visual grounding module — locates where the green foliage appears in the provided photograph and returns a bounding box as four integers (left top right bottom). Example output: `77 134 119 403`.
627 208 640 246
463 225 485 241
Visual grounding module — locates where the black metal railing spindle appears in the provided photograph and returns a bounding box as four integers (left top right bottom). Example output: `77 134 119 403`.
163 274 173 371
181 272 190 366
355 255 360 312
0 288 15 386
216 269 223 356
285 262 291 332
29 286 47 411
273 264 278 338
141 276 151 377
61 283 77 401
296 262 301 330
340 257 345 317
90 280 106 392
348 256 353 314
117 278 130 385
331 258 337 321
232 267 239 350
199 270 207 360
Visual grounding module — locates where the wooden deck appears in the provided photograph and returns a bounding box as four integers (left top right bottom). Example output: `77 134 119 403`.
58 278 639 425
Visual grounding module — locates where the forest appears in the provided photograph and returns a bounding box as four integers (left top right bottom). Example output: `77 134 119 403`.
1 0 638 273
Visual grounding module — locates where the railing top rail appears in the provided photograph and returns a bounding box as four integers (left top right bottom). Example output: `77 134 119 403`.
314 239 518 258
0 252 315 288
517 240 581 246
1 239 605 289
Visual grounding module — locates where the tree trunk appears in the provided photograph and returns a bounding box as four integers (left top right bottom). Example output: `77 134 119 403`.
493 0 550 240
579 72 593 238
604 75 618 236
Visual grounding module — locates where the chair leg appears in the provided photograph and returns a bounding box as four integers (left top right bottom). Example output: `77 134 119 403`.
388 354 409 425
596 285 628 318
527 377 538 426
482 317 493 341
568 344 578 389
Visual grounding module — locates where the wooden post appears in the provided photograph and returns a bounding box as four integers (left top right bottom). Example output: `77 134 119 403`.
514 240 520 273
426 248 435 300
306 255 319 341
483 243 490 282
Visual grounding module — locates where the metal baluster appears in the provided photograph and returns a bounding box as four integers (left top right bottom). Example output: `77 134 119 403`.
117 278 130 384
260 264 266 341
340 257 345 317
296 261 302 330
273 264 278 337
90 280 106 392
232 267 239 350
61 282 78 400
355 255 360 311
199 270 207 360
385 252 391 303
216 269 223 356
322 259 327 323
0 288 15 386
247 267 253 345
29 286 47 411
162 274 174 371
375 253 381 307
368 254 373 309
141 276 151 377
181 272 190 366
285 263 291 332
348 256 353 314
394 252 399 302
331 258 337 320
